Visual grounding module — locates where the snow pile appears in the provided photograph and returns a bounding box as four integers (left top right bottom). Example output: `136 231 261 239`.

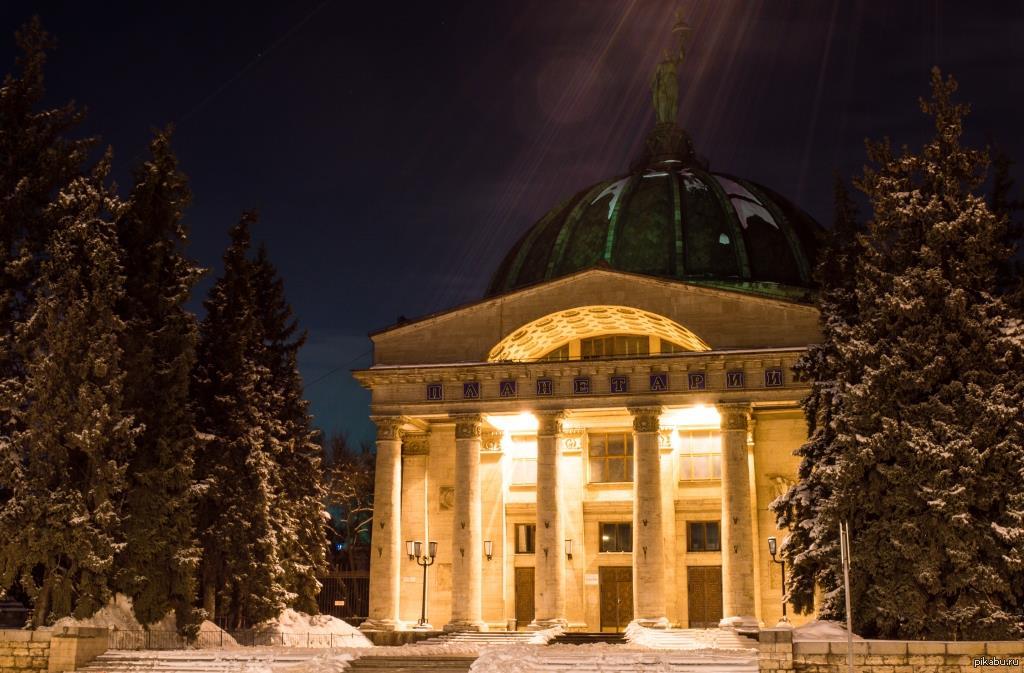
252 609 372 648
194 621 240 648
526 624 563 644
792 620 863 642
49 593 174 632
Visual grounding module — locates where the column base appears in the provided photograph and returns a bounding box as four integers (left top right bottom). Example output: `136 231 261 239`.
360 618 404 632
443 620 489 633
412 622 435 631
631 617 670 629
719 615 760 631
527 618 567 631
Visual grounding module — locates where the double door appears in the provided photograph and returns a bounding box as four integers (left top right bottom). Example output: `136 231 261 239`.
598 566 633 632
687 565 723 628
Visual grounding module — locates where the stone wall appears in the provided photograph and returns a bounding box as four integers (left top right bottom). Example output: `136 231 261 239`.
0 628 108 673
760 628 1024 673
0 631 50 673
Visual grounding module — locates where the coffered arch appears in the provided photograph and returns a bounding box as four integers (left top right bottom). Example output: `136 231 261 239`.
487 305 711 362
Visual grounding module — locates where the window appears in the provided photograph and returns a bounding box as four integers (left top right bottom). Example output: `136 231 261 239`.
678 431 721 480
660 339 690 353
588 432 633 482
515 524 536 553
510 458 536 485
581 334 649 360
539 344 570 361
687 521 721 552
599 522 632 553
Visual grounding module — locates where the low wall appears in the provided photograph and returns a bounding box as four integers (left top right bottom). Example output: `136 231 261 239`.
362 630 443 646
760 628 1024 673
0 628 108 673
0 631 50 673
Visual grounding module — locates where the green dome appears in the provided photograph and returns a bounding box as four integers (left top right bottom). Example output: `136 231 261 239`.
486 163 824 302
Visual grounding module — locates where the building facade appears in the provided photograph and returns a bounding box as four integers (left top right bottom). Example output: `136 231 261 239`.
354 41 824 633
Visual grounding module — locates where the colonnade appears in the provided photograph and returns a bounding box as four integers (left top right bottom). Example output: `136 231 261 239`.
362 403 758 632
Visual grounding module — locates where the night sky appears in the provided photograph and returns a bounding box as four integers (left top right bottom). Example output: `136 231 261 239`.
2 1 1023 446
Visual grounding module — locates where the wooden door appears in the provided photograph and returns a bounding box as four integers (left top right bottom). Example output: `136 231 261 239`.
514 567 535 630
687 565 723 628
599 566 633 632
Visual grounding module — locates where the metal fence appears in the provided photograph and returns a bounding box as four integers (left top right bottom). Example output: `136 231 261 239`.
108 629 368 650
316 571 369 623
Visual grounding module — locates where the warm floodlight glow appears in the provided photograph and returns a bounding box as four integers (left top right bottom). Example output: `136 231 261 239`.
661 404 721 428
484 412 538 433
487 305 711 362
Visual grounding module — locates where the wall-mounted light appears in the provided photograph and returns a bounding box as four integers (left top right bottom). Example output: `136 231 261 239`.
484 540 493 561
406 540 415 560
565 539 573 560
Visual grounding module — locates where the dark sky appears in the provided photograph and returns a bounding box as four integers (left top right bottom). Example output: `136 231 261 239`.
2 1 1023 446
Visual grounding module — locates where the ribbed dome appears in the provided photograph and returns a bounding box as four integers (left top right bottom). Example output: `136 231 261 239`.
487 163 824 302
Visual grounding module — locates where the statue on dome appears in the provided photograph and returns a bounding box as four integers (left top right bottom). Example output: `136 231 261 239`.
651 11 692 126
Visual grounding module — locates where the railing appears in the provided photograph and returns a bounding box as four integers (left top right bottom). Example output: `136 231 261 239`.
316 571 370 623
107 629 367 650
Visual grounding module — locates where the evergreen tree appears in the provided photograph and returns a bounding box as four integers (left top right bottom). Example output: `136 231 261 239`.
251 245 327 614
782 68 1024 639
772 176 862 614
112 129 204 631
0 156 140 626
0 17 92 432
192 214 290 627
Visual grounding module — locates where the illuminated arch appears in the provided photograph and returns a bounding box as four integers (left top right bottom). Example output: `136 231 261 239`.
487 305 711 362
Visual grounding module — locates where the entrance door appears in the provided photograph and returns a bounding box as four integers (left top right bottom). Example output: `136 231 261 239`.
687 565 723 628
599 566 633 632
515 567 535 630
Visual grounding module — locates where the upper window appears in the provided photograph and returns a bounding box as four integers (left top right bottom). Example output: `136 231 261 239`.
581 334 649 359
539 344 570 361
660 339 689 354
599 522 632 553
509 458 536 485
588 432 633 482
515 524 536 553
687 521 721 552
678 431 722 480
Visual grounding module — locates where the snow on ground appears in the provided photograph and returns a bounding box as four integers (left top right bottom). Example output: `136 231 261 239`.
470 643 758 673
792 620 863 642
252 609 372 647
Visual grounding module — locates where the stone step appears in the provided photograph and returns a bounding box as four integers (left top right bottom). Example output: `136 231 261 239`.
549 632 627 645
345 655 476 673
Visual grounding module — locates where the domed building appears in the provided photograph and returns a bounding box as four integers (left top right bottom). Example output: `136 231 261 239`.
354 32 823 635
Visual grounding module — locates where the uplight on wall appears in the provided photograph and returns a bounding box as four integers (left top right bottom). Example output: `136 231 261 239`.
484 540 493 561
565 539 573 560
483 412 539 433
661 404 721 429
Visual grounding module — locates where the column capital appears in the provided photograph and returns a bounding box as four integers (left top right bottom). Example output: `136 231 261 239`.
453 413 483 439
402 432 430 455
535 410 565 437
628 405 663 433
371 416 404 441
716 403 752 431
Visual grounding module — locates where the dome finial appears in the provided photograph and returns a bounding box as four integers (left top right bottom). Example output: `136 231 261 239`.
651 11 692 125
639 9 697 167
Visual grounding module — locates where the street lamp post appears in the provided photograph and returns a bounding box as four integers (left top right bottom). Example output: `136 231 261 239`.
767 536 788 624
408 540 437 628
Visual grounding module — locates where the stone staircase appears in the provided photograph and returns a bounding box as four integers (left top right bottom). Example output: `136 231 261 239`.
627 627 758 651
73 648 323 671
417 630 539 646
343 654 477 673
549 632 627 645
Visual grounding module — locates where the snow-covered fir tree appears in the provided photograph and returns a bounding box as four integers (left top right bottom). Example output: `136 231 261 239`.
192 215 291 627
784 69 1024 640
0 156 140 626
251 245 327 614
0 18 91 431
112 129 204 631
771 177 862 615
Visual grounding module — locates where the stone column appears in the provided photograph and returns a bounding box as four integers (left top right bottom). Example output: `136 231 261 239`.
718 403 758 629
530 410 567 629
630 406 669 628
362 416 403 631
445 414 488 632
